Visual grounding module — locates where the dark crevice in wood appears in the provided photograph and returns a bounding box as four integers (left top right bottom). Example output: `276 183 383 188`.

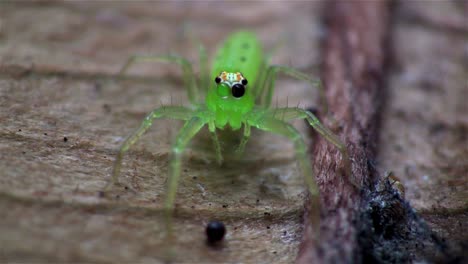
297 1 463 263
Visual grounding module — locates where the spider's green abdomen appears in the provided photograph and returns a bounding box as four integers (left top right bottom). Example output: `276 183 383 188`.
206 31 265 130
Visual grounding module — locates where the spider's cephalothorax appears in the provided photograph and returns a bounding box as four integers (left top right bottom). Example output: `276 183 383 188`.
214 71 248 98
208 69 254 129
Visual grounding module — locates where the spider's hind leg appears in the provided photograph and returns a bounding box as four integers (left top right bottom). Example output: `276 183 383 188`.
249 115 321 237
256 65 326 114
266 107 353 184
118 54 201 104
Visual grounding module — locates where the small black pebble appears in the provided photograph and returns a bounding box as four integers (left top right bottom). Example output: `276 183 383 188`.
206 221 226 243
18 129 22 132
266 226 270 229
44 133 48 136
63 137 68 142
102 104 111 113
222 204 228 208
124 186 129 190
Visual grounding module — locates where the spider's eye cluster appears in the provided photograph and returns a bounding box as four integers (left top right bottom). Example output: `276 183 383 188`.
214 72 248 98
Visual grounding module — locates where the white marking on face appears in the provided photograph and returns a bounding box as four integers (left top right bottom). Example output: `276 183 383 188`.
217 71 247 88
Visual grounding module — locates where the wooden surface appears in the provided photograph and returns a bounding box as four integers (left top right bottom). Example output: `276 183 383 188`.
0 1 466 263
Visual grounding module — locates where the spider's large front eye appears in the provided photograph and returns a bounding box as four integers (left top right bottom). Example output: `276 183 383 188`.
217 83 230 98
232 84 245 98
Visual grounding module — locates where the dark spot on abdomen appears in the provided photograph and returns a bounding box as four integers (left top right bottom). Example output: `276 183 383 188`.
240 56 246 62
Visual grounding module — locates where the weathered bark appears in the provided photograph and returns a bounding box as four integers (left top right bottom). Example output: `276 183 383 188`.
298 1 389 262
298 1 464 263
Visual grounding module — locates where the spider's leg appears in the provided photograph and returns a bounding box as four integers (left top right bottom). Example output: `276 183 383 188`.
118 55 200 104
235 124 251 155
265 35 286 64
249 115 321 237
256 65 326 113
104 106 194 191
198 42 209 92
209 129 223 165
181 24 209 92
165 117 206 228
266 107 352 181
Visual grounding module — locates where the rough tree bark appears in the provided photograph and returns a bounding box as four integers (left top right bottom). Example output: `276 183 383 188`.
298 1 459 263
297 1 389 262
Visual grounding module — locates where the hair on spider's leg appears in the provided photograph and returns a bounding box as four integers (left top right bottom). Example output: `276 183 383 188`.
282 96 289 121
271 98 279 119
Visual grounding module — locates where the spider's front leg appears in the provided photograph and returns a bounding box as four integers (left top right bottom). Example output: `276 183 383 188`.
104 106 194 192
210 132 223 165
234 124 251 156
165 117 206 230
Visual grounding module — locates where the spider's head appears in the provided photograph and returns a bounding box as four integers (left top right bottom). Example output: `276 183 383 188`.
206 70 254 130
214 71 248 99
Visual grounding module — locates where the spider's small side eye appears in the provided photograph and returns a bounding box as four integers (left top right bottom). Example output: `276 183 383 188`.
241 79 248 85
232 84 245 98
215 77 221 84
